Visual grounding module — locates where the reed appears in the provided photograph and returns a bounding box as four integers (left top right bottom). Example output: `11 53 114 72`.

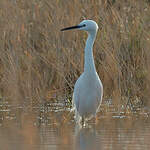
0 0 149 108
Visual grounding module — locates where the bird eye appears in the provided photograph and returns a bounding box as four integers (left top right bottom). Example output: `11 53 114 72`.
79 24 86 28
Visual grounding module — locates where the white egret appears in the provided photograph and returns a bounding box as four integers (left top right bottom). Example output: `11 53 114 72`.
61 20 103 125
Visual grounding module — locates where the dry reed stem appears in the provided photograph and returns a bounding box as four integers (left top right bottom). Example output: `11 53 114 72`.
0 0 149 108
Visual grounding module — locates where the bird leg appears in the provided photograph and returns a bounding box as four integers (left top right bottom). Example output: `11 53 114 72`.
81 117 85 126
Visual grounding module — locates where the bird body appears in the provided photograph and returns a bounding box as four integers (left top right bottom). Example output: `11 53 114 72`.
73 71 103 121
61 20 103 124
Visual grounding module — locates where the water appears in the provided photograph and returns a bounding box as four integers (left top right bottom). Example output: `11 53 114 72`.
0 102 150 150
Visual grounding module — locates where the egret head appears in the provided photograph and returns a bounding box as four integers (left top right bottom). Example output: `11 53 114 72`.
61 20 98 33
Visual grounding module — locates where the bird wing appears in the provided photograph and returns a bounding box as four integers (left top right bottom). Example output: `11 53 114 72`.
73 74 84 112
95 79 103 112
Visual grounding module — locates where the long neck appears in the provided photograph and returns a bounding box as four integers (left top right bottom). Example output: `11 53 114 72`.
84 32 97 74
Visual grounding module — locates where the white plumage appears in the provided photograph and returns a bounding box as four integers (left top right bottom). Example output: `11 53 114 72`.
61 20 103 125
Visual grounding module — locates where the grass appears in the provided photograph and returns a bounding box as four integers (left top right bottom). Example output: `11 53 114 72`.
0 0 149 109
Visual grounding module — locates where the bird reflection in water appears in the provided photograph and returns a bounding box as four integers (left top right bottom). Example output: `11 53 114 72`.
75 125 101 150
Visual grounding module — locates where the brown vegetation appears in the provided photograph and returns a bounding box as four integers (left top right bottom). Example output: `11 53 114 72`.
0 0 150 108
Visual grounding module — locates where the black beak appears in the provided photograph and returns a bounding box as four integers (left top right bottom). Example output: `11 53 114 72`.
61 24 86 31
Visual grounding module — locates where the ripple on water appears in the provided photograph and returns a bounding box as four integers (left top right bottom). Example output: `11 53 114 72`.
0 101 150 150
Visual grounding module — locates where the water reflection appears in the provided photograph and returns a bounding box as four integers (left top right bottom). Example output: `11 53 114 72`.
75 125 100 150
0 103 150 150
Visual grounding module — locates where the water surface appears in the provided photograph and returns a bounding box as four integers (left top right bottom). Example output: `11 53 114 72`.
0 102 150 150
